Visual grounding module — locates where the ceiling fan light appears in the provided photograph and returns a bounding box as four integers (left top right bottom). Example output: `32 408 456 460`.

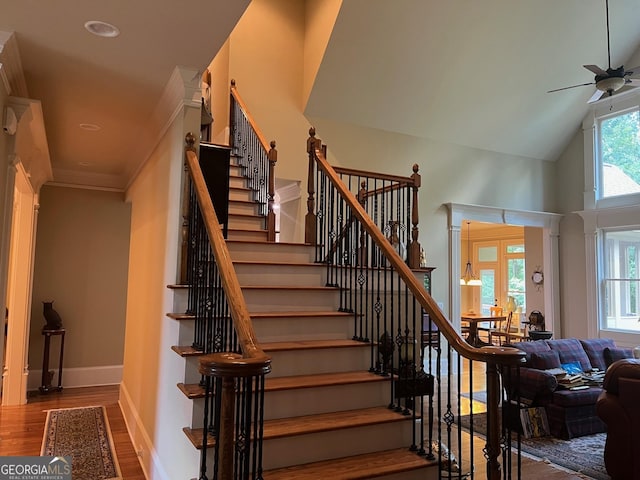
596 76 625 93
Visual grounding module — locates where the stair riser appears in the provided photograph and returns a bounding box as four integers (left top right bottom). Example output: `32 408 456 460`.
229 175 246 189
227 229 269 242
228 214 265 230
229 201 260 216
262 420 414 470
266 347 371 377
172 288 188 314
228 242 315 263
263 381 390 420
244 289 340 312
229 188 253 202
253 315 354 342
235 263 326 287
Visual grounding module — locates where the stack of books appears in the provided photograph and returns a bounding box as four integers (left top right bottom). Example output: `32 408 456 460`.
557 374 585 389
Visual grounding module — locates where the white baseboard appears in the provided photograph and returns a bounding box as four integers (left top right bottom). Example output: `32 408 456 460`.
119 381 167 480
27 365 123 391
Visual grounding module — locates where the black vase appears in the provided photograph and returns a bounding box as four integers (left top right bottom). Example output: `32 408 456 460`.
43 301 63 330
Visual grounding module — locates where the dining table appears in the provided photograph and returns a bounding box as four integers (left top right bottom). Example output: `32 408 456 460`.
461 313 507 347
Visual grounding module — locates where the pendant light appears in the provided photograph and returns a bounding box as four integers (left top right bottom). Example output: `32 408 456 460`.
460 221 482 286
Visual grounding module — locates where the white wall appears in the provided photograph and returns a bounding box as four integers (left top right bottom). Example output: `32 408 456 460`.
28 186 131 389
119 71 201 479
555 127 589 339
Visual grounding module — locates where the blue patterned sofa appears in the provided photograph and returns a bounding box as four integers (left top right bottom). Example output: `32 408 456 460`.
503 338 633 439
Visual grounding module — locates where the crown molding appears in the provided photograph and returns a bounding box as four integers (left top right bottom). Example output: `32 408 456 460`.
49 167 126 192
0 31 28 97
8 97 52 192
124 66 202 190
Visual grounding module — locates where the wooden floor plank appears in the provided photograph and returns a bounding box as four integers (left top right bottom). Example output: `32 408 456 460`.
0 385 145 480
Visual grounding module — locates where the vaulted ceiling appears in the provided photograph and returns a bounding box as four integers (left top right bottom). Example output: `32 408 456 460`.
306 0 640 162
3 0 640 190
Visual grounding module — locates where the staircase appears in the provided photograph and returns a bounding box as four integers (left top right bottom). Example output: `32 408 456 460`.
169 152 438 479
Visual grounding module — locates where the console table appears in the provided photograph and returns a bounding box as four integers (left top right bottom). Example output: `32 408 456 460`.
40 328 65 393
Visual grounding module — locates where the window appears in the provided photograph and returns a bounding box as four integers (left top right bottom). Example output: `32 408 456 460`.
602 229 640 332
598 108 640 200
475 240 525 314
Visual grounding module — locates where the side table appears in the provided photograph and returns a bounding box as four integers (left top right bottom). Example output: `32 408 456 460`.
40 328 65 393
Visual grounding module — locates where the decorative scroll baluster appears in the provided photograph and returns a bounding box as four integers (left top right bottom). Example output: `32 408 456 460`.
305 127 526 480
267 141 277 241
229 80 277 235
184 134 271 480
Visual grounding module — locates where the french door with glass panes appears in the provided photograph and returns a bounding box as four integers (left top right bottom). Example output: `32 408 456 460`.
475 240 526 316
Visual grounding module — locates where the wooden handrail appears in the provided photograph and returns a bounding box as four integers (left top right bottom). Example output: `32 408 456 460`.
184 132 270 364
309 133 524 366
230 79 271 154
333 165 414 185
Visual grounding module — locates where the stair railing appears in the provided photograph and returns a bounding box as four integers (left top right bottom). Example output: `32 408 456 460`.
305 128 526 480
184 133 271 480
230 80 277 241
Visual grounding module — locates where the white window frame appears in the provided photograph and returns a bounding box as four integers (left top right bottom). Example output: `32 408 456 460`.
581 89 640 345
583 91 640 210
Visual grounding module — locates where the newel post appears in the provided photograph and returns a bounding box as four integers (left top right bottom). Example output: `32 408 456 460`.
485 363 503 480
180 133 198 286
305 128 318 245
407 163 421 269
267 141 278 242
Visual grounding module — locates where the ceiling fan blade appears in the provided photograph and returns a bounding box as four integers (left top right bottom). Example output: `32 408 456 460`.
626 78 640 86
625 66 640 77
547 82 595 93
584 64 608 76
588 89 606 104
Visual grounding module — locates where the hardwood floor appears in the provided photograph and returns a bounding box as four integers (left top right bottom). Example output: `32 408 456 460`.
0 382 592 480
0 385 145 480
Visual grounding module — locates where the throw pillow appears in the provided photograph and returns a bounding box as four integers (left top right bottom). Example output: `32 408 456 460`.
547 338 593 372
580 338 615 371
604 347 634 368
530 350 561 370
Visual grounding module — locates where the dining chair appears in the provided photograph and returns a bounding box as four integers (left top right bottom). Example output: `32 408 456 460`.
490 312 525 345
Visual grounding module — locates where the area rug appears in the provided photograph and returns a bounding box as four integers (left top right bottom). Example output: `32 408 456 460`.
41 406 122 480
459 412 609 479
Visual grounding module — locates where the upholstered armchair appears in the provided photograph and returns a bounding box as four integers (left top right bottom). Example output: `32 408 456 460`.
596 358 640 480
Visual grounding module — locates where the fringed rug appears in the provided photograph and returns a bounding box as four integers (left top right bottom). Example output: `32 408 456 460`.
41 406 122 480
460 412 609 479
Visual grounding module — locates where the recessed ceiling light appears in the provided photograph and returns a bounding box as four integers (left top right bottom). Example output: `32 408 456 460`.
79 123 101 131
78 161 92 167
84 20 120 38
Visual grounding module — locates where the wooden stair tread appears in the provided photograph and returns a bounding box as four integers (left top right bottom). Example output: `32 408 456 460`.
263 447 436 480
229 211 263 218
166 312 194 320
262 339 369 352
178 371 386 399
184 406 409 449
250 310 353 319
263 406 409 440
234 260 322 267
177 382 203 399
241 285 340 291
228 227 268 233
266 371 386 391
226 239 313 247
171 345 202 357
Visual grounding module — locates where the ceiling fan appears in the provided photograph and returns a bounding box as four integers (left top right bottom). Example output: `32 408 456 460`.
548 0 640 103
